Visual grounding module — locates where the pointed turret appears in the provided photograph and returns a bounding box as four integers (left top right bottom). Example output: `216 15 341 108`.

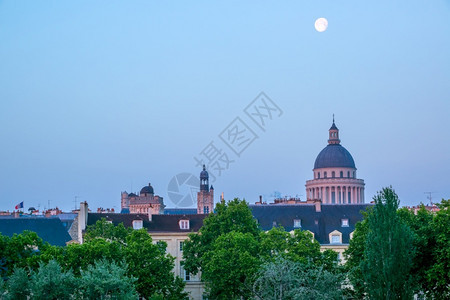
328 115 340 145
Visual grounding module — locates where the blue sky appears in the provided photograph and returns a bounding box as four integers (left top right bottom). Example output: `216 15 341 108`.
1 1 449 211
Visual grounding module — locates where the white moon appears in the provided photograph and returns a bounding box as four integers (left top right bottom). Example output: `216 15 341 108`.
314 18 328 32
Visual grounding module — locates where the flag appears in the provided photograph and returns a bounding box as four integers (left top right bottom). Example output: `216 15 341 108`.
15 202 23 210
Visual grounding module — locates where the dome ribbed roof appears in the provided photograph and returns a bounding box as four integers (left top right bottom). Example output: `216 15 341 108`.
314 144 356 169
140 184 154 195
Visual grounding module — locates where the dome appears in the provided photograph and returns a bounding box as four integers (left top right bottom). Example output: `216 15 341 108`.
140 183 154 195
314 144 356 169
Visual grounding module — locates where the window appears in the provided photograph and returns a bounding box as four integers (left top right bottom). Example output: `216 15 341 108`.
179 241 184 252
179 220 189 230
317 172 320 179
293 219 301 228
132 220 143 230
203 206 209 214
347 171 350 178
353 171 356 178
329 230 342 244
341 219 349 227
332 171 335 178
340 171 343 178
331 235 341 244
180 266 190 281
324 172 327 178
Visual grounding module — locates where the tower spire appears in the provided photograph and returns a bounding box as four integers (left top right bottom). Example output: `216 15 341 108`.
328 116 340 144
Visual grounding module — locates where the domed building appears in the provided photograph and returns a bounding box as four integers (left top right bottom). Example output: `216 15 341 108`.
305 119 365 204
120 183 165 214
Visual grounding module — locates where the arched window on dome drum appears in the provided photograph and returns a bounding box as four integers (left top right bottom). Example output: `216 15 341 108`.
353 171 356 178
317 172 320 179
324 172 327 178
340 171 343 178
347 171 350 178
332 171 335 178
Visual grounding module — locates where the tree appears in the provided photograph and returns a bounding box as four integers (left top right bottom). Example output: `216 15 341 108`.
183 198 260 276
253 256 344 300
125 229 187 300
78 259 138 299
84 219 131 245
0 231 47 278
29 259 77 300
343 209 370 299
427 199 450 297
202 231 261 299
184 199 341 299
260 227 337 270
361 187 416 299
2 267 30 300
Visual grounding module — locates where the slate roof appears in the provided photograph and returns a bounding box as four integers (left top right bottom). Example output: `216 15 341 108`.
164 208 198 215
314 144 356 169
0 217 72 246
250 204 372 244
87 213 207 233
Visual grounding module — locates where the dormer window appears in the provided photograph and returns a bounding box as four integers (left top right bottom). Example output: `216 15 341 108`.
341 219 349 227
329 230 343 244
179 220 190 230
293 219 301 228
132 219 143 230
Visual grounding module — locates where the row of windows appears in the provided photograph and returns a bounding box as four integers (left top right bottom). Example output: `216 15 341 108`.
316 170 356 179
291 218 348 228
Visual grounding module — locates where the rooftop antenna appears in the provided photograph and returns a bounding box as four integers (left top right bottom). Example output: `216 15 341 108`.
424 192 435 206
74 196 81 210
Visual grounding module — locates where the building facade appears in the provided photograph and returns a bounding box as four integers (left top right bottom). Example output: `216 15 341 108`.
305 119 365 204
121 183 165 215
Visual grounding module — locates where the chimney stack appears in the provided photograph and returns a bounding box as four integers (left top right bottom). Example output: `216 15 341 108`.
314 199 321 212
78 201 88 244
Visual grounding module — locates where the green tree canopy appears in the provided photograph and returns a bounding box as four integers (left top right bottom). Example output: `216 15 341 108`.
78 259 138 299
183 198 342 299
253 256 344 300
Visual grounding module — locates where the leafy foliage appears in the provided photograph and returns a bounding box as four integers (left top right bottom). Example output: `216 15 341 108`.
183 198 260 277
0 231 48 278
346 193 450 299
183 198 342 299
203 231 260 299
0 219 186 299
253 256 344 300
2 267 30 300
78 259 138 299
30 260 77 300
125 229 187 300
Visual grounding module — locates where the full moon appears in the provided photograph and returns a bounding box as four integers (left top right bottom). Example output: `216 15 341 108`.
314 18 328 32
